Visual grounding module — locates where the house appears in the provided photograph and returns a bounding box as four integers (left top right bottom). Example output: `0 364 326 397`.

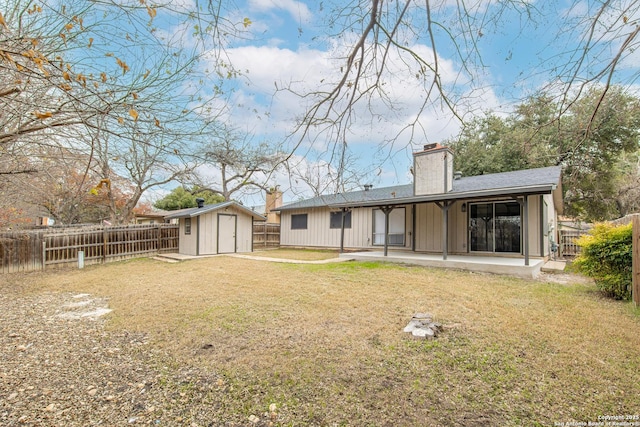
134 210 176 225
275 144 563 270
250 189 283 224
164 200 266 256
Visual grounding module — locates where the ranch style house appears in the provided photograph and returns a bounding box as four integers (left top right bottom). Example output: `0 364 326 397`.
274 144 563 275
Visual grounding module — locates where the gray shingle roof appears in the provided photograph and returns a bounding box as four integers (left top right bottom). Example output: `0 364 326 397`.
276 166 562 211
164 201 266 220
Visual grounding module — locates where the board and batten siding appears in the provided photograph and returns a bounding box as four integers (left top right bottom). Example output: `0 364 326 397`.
178 218 198 256
177 206 257 255
233 207 255 253
280 206 413 249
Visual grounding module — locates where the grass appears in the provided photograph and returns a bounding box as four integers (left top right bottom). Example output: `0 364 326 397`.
4 253 640 426
250 248 340 260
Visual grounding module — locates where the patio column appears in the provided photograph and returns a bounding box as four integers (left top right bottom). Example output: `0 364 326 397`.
435 201 455 260
516 196 530 266
380 206 394 257
339 207 348 254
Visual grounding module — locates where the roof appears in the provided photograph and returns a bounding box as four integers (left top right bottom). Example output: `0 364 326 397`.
164 201 266 220
276 166 562 211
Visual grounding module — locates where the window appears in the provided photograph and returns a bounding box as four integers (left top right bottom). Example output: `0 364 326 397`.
291 213 308 230
184 217 191 235
373 208 405 246
330 211 352 229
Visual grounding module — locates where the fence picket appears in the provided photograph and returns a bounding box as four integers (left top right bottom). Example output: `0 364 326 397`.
0 224 178 273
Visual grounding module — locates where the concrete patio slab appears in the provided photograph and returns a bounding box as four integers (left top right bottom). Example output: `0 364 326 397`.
339 251 544 278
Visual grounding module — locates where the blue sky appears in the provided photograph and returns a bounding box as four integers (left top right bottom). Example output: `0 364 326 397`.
157 0 640 207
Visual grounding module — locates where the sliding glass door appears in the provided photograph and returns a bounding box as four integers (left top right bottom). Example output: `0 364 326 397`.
470 202 521 253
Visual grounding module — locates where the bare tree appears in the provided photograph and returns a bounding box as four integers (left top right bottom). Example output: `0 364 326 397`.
191 127 284 201
282 0 640 190
1 0 247 223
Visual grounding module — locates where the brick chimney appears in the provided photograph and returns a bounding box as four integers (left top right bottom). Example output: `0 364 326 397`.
413 143 454 195
265 188 282 223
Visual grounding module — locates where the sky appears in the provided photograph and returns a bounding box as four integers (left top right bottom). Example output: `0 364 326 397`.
153 0 640 208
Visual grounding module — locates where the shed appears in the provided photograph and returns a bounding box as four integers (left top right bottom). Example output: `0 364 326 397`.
164 201 266 256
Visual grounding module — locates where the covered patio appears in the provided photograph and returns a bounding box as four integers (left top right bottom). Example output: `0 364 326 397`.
339 250 546 278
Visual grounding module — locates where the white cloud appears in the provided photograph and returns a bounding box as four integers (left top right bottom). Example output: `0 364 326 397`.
248 0 313 23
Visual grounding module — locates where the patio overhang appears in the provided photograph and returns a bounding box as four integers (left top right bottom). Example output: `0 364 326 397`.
326 183 557 210
333 184 557 265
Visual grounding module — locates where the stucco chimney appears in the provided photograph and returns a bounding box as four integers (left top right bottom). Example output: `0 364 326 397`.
413 144 454 195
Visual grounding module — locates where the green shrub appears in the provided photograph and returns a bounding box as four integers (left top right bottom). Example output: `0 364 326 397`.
574 222 633 300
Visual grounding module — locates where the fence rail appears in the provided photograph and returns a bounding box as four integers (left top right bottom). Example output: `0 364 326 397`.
559 230 585 258
1 224 178 274
253 222 280 249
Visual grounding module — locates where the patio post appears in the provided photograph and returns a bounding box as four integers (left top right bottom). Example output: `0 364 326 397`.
339 207 347 254
380 206 394 257
435 201 454 261
516 196 530 266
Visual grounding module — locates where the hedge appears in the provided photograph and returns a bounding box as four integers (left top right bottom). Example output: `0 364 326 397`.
573 222 633 300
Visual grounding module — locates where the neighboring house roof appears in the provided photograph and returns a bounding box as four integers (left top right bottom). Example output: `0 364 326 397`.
136 210 172 219
164 201 266 220
276 166 563 212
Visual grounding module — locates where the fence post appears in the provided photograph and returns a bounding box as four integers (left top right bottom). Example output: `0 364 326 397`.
633 215 639 307
103 228 108 263
42 241 46 270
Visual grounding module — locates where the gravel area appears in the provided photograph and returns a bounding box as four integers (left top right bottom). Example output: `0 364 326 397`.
0 290 245 427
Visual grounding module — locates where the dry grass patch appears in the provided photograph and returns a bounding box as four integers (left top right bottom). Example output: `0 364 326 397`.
250 248 339 260
3 256 640 426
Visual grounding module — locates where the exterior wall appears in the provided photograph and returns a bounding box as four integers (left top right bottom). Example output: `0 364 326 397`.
281 195 555 259
198 212 218 255
529 195 543 257
414 203 442 252
280 206 413 249
178 218 198 256
178 206 257 255
413 148 454 195
414 201 466 253
233 207 255 253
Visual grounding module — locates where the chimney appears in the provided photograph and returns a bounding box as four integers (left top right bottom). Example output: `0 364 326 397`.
265 188 282 223
412 144 454 195
196 198 205 208
454 171 462 180
364 184 373 191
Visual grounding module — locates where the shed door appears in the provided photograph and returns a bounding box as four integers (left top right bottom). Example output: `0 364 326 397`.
217 214 237 253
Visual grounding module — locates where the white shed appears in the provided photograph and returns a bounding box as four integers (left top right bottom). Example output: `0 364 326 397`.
165 201 266 256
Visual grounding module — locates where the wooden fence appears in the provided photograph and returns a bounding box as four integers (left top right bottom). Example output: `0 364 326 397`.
559 230 585 258
253 222 280 249
1 224 178 274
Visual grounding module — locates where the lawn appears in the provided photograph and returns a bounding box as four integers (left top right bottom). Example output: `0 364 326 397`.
2 253 640 426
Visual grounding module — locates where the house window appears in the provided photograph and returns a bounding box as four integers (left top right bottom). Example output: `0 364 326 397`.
291 213 308 230
184 217 191 235
373 208 405 246
470 201 521 253
330 211 351 229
